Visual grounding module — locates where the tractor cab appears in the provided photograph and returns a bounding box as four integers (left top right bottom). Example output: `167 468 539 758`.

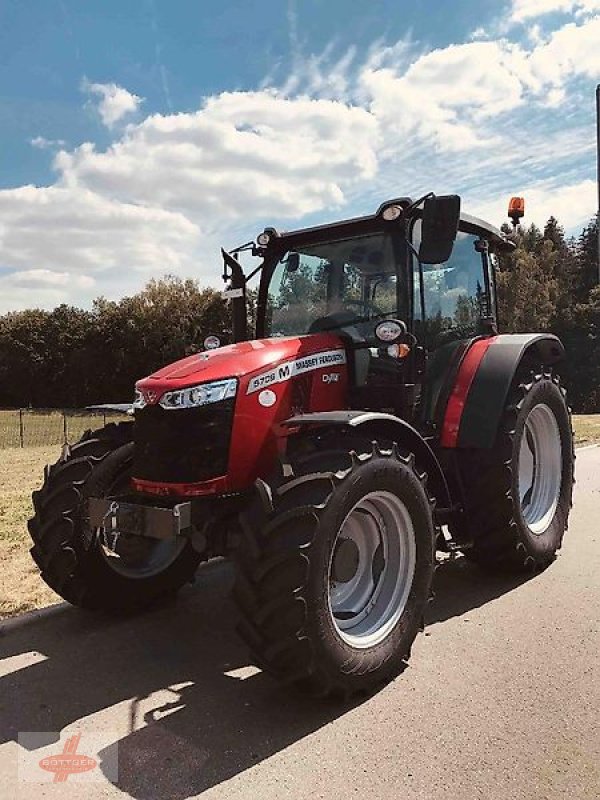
224 194 514 426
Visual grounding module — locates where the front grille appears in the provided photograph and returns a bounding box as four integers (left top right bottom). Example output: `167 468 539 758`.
133 398 235 484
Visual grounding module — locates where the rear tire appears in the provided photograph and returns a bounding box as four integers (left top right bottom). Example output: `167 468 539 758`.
28 423 201 613
233 442 435 698
457 368 574 571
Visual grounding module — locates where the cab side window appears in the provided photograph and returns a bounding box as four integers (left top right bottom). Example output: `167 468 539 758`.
413 224 488 346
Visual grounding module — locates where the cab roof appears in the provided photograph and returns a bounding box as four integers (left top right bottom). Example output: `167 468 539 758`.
264 196 515 252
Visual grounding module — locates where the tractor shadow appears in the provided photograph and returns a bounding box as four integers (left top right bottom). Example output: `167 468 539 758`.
426 553 536 625
0 555 536 798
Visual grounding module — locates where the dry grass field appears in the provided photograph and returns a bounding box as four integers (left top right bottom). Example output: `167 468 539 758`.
573 414 600 446
1 417 598 620
0 446 61 618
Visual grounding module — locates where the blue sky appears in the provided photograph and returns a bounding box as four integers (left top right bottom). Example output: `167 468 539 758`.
0 0 599 311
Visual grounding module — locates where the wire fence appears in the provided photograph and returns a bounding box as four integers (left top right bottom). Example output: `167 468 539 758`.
0 409 130 449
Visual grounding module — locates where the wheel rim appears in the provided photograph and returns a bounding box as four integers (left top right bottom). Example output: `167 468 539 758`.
328 490 417 649
99 533 187 579
518 403 562 535
96 468 187 579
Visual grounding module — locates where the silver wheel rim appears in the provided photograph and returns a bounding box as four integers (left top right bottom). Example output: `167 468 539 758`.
328 490 417 649
518 403 562 535
99 535 187 578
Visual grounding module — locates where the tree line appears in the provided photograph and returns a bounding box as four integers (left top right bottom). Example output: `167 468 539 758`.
496 215 599 413
0 214 598 411
0 279 234 407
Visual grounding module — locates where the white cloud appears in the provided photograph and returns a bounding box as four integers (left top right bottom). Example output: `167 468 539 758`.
0 278 69 313
0 185 206 311
361 16 600 159
510 0 600 22
55 91 379 220
2 90 381 311
30 136 66 150
470 26 489 40
1 14 598 312
82 81 143 128
9 269 95 288
0 269 96 313
0 185 200 275
360 41 528 154
525 17 600 87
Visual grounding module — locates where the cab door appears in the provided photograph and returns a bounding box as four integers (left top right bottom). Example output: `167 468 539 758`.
411 223 495 431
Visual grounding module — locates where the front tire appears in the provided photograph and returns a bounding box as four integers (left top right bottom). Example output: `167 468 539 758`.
458 368 574 571
28 423 201 613
234 443 435 698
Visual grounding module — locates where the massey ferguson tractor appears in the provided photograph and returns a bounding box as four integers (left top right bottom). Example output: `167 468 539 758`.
29 193 574 698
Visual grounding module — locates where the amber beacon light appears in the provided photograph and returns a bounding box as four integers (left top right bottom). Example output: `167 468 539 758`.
508 196 525 227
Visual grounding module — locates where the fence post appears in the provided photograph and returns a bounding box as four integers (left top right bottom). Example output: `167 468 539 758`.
19 409 24 448
63 411 68 444
103 412 106 427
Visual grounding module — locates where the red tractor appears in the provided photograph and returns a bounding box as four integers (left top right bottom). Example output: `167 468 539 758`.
29 194 574 698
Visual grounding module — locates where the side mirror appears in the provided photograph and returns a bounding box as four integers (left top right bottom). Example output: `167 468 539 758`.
286 252 300 272
418 194 460 264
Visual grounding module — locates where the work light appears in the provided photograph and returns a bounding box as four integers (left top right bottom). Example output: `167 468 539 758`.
381 204 403 221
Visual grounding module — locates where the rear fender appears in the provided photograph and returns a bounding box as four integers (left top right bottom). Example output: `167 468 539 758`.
441 333 565 449
283 411 453 512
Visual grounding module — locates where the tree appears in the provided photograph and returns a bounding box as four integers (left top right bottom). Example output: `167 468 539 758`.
0 309 49 406
496 240 557 333
85 276 231 402
573 217 599 302
0 276 231 407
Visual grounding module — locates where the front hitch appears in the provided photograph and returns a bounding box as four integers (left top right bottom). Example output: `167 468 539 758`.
88 497 192 541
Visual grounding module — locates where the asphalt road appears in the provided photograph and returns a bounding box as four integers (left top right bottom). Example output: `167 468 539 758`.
1 447 599 800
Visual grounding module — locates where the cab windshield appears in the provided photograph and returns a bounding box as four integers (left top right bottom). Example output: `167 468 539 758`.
263 232 407 338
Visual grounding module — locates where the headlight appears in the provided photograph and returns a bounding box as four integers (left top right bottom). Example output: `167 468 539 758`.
159 378 237 410
133 389 147 410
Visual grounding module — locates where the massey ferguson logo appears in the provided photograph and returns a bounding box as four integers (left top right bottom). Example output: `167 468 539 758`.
142 389 159 405
247 350 347 394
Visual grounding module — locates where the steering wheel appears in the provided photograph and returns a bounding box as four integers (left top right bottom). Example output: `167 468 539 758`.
308 301 387 333
308 310 360 333
342 299 386 318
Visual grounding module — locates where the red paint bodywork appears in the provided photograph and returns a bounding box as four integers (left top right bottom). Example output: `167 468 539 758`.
134 334 348 496
440 337 497 448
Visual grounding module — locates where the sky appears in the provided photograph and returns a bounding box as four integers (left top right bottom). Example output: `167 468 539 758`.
0 0 599 313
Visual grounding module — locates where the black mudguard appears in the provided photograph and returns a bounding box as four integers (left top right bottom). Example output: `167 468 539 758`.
283 410 453 513
456 333 565 449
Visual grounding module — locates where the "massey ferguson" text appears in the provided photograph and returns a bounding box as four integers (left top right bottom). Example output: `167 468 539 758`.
247 350 346 394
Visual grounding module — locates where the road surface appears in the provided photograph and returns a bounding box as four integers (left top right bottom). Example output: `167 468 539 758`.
1 447 599 800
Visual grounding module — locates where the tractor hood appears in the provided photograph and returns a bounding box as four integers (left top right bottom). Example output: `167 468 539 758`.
136 332 346 396
132 331 350 495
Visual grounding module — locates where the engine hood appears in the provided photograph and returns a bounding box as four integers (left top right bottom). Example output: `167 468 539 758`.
136 333 346 394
